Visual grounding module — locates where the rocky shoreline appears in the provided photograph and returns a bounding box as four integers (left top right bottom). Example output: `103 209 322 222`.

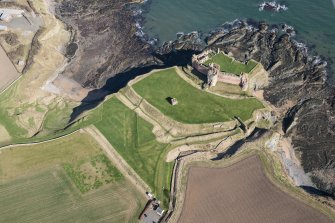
54 1 334 197
54 0 158 89
159 21 335 197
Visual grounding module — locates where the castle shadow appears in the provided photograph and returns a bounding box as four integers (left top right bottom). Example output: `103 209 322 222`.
69 49 200 123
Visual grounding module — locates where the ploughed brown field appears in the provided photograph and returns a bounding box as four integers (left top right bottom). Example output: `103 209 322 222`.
177 156 332 223
0 46 20 92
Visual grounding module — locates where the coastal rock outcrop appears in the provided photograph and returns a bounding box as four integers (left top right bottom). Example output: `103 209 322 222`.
55 1 334 196
159 22 335 196
55 0 157 89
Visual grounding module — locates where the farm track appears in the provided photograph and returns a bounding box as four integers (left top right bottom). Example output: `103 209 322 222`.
0 129 81 151
83 125 150 196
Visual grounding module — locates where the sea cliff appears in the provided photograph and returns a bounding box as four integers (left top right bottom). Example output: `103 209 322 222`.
54 1 334 197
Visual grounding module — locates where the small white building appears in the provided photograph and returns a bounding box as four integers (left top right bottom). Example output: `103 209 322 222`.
156 207 165 216
170 97 178 106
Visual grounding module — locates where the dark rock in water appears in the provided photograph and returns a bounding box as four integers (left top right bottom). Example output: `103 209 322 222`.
259 1 288 12
158 32 204 55
216 23 335 196
58 1 334 196
159 21 335 196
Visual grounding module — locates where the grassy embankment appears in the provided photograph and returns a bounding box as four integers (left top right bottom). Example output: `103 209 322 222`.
0 66 263 209
132 67 263 124
0 131 144 223
180 139 335 221
204 53 257 75
0 82 102 145
93 97 173 209
0 91 173 207
0 0 74 145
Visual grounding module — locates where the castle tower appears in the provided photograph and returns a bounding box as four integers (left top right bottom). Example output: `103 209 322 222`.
208 63 220 87
192 54 197 67
240 73 249 91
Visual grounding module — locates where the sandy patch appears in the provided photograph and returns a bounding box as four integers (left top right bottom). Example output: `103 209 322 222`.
0 125 11 143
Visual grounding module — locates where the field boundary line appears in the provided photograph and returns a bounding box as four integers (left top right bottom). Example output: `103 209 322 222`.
0 129 80 151
84 125 150 197
0 75 23 96
0 44 22 95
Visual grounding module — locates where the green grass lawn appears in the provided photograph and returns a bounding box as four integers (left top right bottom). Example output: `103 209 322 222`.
204 53 257 75
0 109 27 143
132 68 263 123
63 153 123 193
94 98 173 208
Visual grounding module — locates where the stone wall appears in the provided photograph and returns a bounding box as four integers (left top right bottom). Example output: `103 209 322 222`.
192 59 209 75
217 73 241 85
192 50 248 90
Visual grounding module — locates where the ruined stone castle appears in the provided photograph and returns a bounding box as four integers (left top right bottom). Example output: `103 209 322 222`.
192 49 249 91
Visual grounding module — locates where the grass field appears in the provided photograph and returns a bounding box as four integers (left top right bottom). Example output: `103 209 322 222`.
209 82 248 96
0 132 145 223
0 169 143 223
94 98 173 208
204 53 257 75
63 153 123 193
132 68 263 123
0 85 28 143
0 132 103 180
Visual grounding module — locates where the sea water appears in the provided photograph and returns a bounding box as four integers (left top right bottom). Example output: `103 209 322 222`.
143 0 335 81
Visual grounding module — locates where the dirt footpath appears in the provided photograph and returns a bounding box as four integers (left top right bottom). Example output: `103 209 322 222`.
84 126 150 197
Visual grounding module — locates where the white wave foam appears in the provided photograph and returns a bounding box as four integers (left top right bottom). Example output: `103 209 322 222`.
259 1 288 12
132 2 158 45
281 24 296 36
246 25 255 31
176 32 184 38
270 28 278 33
292 39 308 56
133 8 143 16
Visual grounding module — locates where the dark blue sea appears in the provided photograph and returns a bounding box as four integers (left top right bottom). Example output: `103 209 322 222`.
143 0 335 81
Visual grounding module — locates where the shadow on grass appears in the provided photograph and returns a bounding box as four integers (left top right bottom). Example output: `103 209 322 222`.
69 49 200 123
212 128 268 160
